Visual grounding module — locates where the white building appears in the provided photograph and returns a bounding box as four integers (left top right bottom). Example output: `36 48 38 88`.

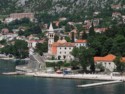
47 23 87 61
94 54 116 72
5 13 34 23
75 39 87 48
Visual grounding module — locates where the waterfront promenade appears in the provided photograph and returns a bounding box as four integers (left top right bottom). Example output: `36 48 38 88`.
25 72 125 81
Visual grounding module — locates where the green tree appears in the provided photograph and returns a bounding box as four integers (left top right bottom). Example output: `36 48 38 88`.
65 24 73 32
71 32 74 42
75 24 84 32
1 40 28 59
54 34 59 42
70 60 79 69
65 36 71 42
90 57 95 73
35 42 48 56
88 36 102 56
14 40 28 58
101 38 113 56
114 56 125 74
71 47 95 71
0 39 6 45
81 31 87 39
89 22 95 36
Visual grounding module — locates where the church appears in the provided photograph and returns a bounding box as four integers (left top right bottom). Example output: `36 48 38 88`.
47 23 87 61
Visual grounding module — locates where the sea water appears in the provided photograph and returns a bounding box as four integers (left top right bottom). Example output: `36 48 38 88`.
0 75 124 94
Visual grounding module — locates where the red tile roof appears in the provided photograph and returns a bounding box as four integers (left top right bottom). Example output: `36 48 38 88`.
94 54 116 62
121 57 125 63
75 40 87 43
52 42 75 47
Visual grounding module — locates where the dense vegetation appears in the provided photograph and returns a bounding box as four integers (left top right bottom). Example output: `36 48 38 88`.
0 40 29 59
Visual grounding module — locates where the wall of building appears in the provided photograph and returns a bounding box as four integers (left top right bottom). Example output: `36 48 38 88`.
55 46 74 61
96 61 116 72
75 43 87 48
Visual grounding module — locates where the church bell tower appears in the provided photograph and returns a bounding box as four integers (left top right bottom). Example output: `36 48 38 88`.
48 23 55 54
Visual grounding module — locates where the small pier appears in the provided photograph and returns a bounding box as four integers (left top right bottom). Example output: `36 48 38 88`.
77 80 122 88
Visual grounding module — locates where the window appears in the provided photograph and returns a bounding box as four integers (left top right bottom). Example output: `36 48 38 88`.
63 55 66 59
58 56 61 60
65 47 66 49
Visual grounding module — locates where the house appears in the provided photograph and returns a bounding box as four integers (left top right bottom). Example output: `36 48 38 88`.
53 21 60 27
16 36 27 40
47 23 87 61
0 44 4 48
122 15 125 23
59 17 67 21
111 4 121 10
2 33 18 41
94 54 116 72
123 5 125 9
84 20 91 26
68 29 78 39
93 12 100 16
27 34 39 40
5 13 34 23
28 39 45 48
51 40 75 60
112 12 121 18
1 28 9 35
28 39 46 55
93 18 100 26
94 28 107 33
75 39 87 48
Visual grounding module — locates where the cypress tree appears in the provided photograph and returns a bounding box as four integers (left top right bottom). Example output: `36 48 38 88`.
71 32 75 42
89 22 95 36
82 31 87 39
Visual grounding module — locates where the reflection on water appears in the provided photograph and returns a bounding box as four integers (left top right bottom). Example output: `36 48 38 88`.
0 59 15 73
0 59 28 73
0 75 124 94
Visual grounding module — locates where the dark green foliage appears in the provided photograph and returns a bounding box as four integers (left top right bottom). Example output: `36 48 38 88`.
59 20 68 28
7 18 34 31
81 31 87 39
65 24 73 32
35 42 48 56
89 22 95 36
65 36 71 42
75 24 84 32
18 30 24 36
54 35 59 42
19 25 42 36
71 32 74 42
57 61 63 69
0 40 28 59
71 47 95 71
70 60 79 69
114 56 125 73
0 39 6 45
101 38 114 56
90 57 95 72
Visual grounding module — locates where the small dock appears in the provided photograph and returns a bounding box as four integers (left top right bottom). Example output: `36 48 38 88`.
77 80 122 88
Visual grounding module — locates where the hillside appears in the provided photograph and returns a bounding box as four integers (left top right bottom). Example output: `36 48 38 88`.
0 0 125 22
25 0 125 14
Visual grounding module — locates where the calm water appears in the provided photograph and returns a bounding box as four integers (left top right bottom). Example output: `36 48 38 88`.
0 75 125 94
